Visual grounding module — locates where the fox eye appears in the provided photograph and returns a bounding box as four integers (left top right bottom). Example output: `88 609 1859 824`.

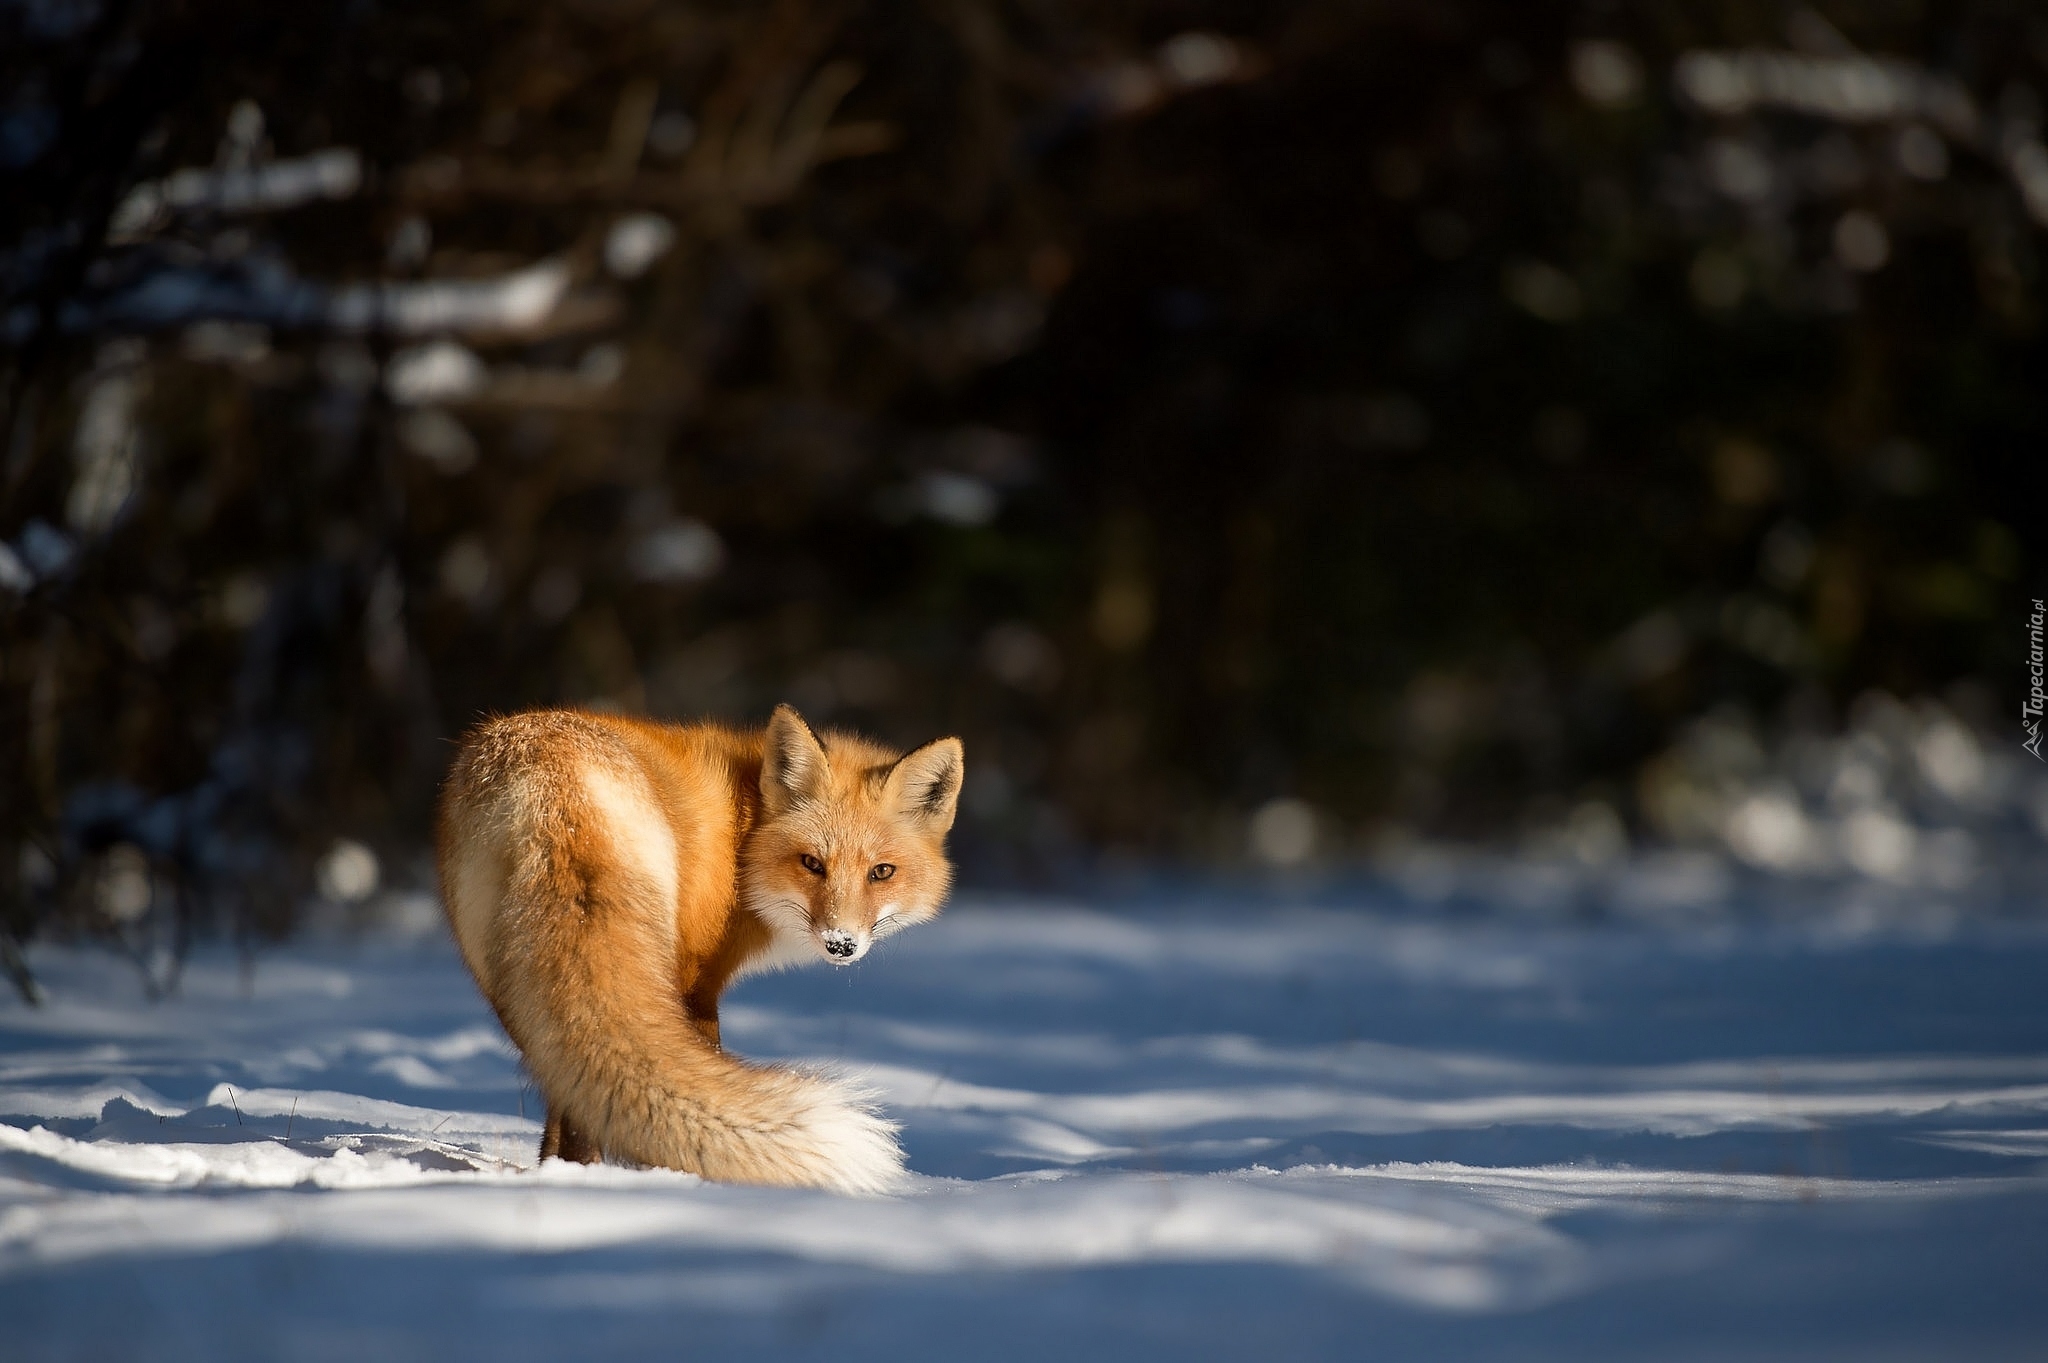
799 854 826 876
869 863 895 882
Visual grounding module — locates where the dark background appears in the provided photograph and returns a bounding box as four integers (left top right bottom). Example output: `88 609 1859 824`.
2 1 2043 985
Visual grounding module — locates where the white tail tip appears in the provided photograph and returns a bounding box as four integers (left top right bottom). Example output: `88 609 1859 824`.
793 1075 907 1196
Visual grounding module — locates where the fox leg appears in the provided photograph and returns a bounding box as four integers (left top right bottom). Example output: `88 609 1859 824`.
683 993 721 1050
540 1106 600 1164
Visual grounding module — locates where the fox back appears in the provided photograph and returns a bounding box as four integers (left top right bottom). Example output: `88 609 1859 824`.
436 703 963 1192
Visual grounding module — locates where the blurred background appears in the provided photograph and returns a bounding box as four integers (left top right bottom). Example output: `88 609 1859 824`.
3 0 2046 994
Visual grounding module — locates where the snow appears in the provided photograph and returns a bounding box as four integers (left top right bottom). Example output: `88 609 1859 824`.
3 901 2045 1360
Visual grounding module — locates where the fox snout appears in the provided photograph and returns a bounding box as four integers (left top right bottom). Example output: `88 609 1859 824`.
818 926 867 964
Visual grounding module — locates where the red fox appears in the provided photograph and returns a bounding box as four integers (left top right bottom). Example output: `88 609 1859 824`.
435 703 963 1194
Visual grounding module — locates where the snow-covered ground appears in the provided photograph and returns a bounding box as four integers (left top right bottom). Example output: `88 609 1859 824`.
4 901 2045 1361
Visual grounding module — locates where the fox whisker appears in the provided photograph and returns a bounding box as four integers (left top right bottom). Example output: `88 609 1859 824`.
748 897 812 933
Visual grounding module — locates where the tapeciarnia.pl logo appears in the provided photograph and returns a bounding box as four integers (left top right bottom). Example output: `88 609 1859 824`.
2027 597 2046 761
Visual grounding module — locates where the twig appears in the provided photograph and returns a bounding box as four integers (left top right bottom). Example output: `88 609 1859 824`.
0 933 41 1006
285 1095 297 1141
226 1086 242 1126
605 78 660 182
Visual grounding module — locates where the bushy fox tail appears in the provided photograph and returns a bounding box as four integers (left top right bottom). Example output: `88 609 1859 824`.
451 733 905 1195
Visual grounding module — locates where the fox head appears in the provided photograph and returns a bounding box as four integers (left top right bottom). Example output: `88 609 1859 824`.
741 704 963 966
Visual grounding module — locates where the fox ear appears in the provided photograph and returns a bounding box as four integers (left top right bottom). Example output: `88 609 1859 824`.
885 736 964 833
761 704 827 812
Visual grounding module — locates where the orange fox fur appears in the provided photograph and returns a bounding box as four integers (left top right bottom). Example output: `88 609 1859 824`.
435 703 963 1194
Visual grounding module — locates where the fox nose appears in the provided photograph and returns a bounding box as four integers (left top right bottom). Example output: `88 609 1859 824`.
820 928 859 961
